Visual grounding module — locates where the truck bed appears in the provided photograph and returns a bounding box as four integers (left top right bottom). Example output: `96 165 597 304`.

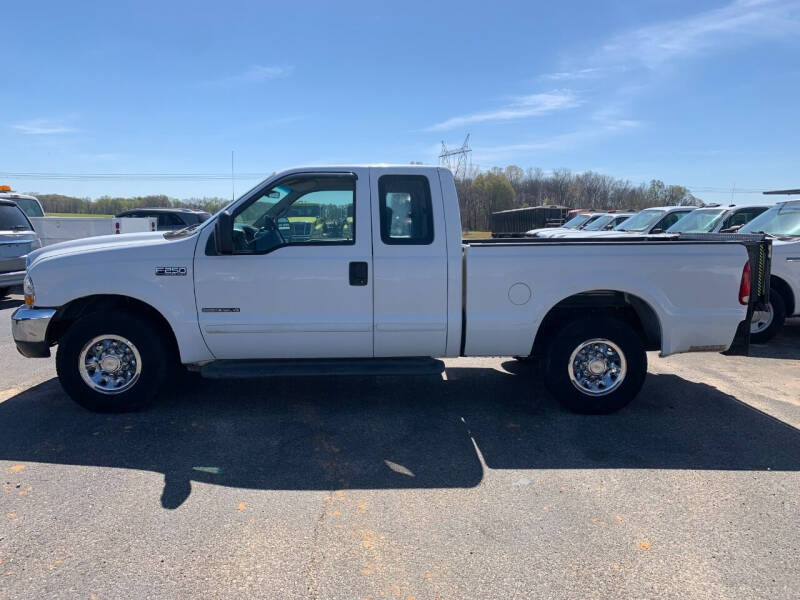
460 233 770 358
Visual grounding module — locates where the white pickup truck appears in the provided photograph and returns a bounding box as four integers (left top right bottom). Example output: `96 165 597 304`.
11 166 770 414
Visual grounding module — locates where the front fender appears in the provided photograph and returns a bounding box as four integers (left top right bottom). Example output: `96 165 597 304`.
27 235 213 363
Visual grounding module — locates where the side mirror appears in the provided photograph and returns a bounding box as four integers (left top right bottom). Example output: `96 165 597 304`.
215 211 234 254
720 225 742 234
650 228 664 234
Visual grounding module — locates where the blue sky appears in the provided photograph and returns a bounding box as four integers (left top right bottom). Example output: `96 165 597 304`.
1 0 799 204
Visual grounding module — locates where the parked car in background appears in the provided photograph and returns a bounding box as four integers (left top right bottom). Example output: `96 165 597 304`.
0 199 42 298
115 208 211 231
0 186 45 218
666 204 770 234
739 200 800 342
546 212 635 237
577 206 696 237
525 211 604 237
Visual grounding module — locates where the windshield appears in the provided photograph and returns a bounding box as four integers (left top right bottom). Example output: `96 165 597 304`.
582 214 616 231
0 204 33 230
740 202 800 236
286 203 321 218
666 209 725 233
615 209 665 232
13 197 44 217
562 214 594 229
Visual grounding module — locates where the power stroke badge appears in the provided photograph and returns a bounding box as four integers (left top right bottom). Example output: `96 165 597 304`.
155 266 188 276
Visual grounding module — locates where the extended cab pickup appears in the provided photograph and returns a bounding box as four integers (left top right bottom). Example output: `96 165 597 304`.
11 166 770 414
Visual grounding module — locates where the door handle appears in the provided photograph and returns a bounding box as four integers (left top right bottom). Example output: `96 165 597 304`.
349 261 368 286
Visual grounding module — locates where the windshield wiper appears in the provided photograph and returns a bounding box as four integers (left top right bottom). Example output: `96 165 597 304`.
164 223 201 238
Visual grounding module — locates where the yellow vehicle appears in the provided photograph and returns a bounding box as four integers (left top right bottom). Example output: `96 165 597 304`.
285 202 322 241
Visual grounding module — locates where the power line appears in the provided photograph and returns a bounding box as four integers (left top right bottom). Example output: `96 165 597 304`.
0 171 268 182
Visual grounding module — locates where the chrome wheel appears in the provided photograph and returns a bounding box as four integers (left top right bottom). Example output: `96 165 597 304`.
568 338 627 396
78 335 142 395
750 303 773 334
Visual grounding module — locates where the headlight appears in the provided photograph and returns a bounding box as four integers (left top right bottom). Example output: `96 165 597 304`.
23 274 35 306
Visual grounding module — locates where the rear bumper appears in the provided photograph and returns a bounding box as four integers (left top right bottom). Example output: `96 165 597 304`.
11 306 57 358
0 269 25 287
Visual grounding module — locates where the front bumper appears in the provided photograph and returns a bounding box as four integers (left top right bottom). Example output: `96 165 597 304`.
0 269 26 287
11 306 57 358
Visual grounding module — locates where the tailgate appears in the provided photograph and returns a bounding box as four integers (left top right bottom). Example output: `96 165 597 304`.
679 232 772 356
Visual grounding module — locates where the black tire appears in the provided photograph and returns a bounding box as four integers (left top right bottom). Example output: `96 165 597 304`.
0 287 10 299
543 315 647 414
56 311 167 412
750 290 786 344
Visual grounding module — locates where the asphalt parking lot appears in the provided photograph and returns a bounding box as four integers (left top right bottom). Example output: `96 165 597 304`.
1 293 799 599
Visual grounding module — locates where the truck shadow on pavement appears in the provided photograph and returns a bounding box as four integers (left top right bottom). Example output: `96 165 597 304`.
749 318 800 360
1 367 799 509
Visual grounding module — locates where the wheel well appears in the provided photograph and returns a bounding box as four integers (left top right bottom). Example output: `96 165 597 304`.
771 276 795 316
48 295 180 361
531 290 661 357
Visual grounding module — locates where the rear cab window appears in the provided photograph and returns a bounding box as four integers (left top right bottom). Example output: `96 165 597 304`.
378 175 434 245
14 197 44 218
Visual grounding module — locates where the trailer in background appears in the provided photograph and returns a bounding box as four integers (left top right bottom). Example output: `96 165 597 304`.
490 205 569 238
29 217 157 246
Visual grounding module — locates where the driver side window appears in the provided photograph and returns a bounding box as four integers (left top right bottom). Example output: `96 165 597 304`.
230 176 356 254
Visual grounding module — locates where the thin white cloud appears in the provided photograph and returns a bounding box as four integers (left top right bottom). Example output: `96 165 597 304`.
426 90 581 132
206 64 294 86
601 0 800 69
259 115 304 127
471 111 641 161
11 118 77 135
541 68 606 81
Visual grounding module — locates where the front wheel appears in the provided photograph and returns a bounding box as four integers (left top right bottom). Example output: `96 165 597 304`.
750 291 786 344
56 311 167 412
543 316 647 414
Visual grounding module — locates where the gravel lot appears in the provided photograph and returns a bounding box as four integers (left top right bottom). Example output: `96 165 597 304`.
1 293 799 599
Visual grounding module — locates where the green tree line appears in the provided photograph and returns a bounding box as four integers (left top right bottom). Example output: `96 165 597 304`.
30 165 701 232
35 194 228 216
456 166 702 231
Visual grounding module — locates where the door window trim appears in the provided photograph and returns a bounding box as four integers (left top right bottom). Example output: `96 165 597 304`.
378 174 435 246
207 171 358 256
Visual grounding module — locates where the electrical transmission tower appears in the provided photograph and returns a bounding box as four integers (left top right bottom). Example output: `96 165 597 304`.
439 134 472 181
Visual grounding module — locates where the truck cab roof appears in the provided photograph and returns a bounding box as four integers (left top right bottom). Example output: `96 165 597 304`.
0 189 45 218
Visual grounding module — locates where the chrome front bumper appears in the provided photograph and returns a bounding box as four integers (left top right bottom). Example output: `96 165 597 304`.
11 306 57 358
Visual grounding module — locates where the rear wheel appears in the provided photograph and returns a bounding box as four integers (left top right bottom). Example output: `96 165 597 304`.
750 291 785 344
56 311 167 412
544 316 647 414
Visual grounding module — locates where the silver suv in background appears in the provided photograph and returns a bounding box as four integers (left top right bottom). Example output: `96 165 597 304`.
0 200 42 298
666 204 770 234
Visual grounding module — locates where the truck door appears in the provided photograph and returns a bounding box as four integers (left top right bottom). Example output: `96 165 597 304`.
370 169 448 357
193 170 374 359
